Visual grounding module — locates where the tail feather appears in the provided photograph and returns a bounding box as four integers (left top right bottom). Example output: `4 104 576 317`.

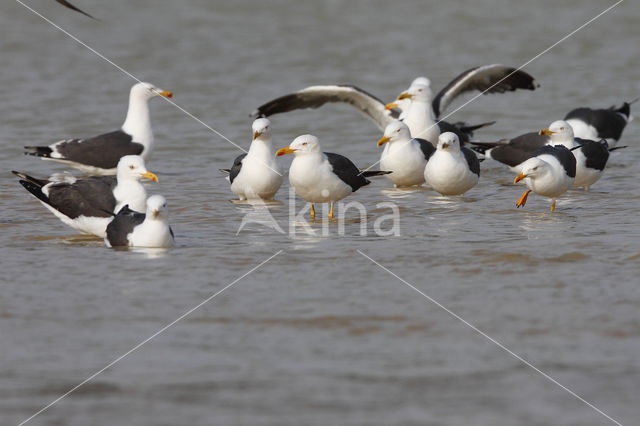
24 146 53 158
12 171 49 187
458 120 496 134
360 170 392 177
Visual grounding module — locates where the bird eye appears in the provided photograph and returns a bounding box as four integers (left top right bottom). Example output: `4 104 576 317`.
129 165 135 169
396 129 400 133
532 166 538 171
560 127 565 130
418 88 423 92
302 142 308 146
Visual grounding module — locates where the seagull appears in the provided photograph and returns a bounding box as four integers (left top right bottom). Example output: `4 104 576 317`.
513 145 576 212
471 120 611 190
251 64 536 135
219 118 283 200
13 155 158 237
25 82 173 175
276 135 390 219
105 195 174 248
377 120 434 187
55 0 96 19
471 120 576 173
397 76 431 119
424 132 480 195
564 98 637 147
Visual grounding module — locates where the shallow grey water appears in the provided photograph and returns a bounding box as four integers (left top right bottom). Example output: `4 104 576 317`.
1 0 640 425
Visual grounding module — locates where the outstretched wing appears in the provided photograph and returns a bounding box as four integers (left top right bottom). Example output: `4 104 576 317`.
432 64 537 117
252 85 399 130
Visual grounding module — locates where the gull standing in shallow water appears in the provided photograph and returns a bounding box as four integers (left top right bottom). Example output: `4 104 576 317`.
276 135 390 219
424 132 480 196
220 118 283 200
377 120 434 187
105 195 174 248
13 155 158 237
513 145 576 212
25 82 173 175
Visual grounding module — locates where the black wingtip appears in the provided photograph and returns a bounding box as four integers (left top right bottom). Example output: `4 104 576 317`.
219 168 231 174
360 170 393 177
470 146 487 155
55 0 98 20
608 145 628 152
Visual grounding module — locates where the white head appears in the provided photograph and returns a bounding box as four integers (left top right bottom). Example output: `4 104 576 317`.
146 194 169 220
437 132 461 151
514 157 549 183
540 120 574 142
276 134 321 157
252 118 272 140
130 82 173 102
378 120 412 147
116 155 158 182
386 83 433 111
410 76 431 88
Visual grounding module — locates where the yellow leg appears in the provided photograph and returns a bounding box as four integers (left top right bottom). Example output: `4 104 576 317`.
310 203 315 219
329 202 334 219
516 190 531 208
550 200 556 212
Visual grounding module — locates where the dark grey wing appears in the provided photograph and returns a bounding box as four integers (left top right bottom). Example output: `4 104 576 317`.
432 64 537 117
252 85 398 130
565 106 629 141
416 138 435 161
106 205 146 247
228 153 247 184
18 176 116 219
461 147 481 176
573 138 609 171
45 176 117 218
507 132 549 151
489 145 537 167
324 152 370 192
533 145 576 178
55 0 96 19
26 130 142 169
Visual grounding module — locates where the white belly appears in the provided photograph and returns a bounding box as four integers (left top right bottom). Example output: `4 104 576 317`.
289 156 352 203
380 143 427 187
424 152 478 195
230 155 283 200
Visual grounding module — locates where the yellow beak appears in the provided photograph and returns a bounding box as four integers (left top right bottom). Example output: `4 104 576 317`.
276 147 296 156
253 130 261 140
377 136 391 147
441 143 449 149
514 172 528 183
397 92 413 100
539 128 555 136
141 171 159 182
385 102 399 110
152 210 159 218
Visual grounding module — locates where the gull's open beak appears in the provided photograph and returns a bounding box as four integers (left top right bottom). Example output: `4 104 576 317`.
539 128 555 136
385 102 398 110
253 130 261 140
142 171 159 182
377 136 391 147
276 147 296 156
397 92 413 100
514 172 528 183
